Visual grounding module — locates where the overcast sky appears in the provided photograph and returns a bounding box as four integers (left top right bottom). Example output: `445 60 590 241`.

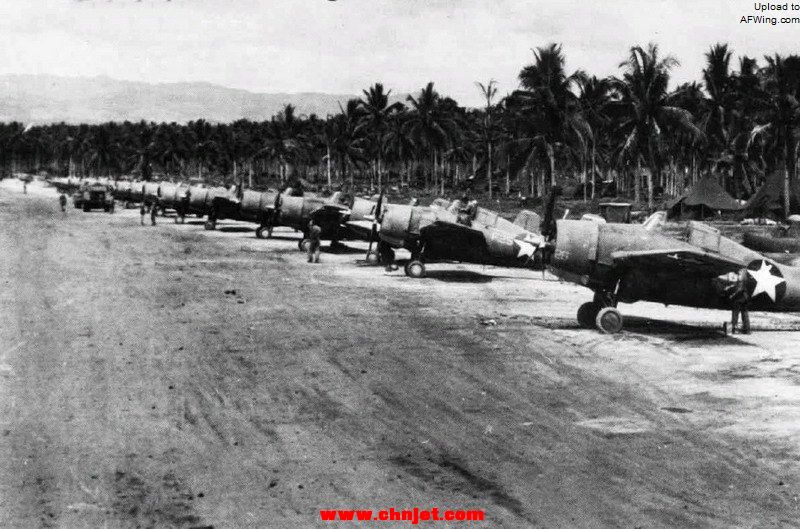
0 0 798 106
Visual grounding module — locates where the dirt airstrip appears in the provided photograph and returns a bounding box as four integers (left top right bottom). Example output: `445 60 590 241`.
2 180 800 528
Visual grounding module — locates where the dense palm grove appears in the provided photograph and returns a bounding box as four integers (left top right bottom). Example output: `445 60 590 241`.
3 42 800 214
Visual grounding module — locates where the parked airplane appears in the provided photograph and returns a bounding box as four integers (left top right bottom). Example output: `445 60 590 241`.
535 189 800 334
365 195 544 277
205 188 351 250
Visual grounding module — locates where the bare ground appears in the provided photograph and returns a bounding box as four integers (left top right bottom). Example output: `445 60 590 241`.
2 180 800 528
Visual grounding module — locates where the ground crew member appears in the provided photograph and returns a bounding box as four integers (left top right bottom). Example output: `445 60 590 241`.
150 199 159 226
23 180 27 194
718 270 751 334
59 193 67 213
307 219 322 264
140 202 147 225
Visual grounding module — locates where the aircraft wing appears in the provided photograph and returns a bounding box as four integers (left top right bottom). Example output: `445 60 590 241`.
611 248 745 278
343 219 376 240
419 221 488 252
311 204 350 223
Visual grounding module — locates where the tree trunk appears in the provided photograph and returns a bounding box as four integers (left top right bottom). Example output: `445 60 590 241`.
505 153 511 196
326 146 332 188
487 141 493 200
784 146 791 218
635 157 642 205
590 142 597 199
582 150 587 202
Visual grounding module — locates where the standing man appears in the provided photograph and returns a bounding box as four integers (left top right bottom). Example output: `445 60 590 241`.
58 192 67 214
22 180 28 194
307 219 322 264
140 201 147 226
150 198 159 226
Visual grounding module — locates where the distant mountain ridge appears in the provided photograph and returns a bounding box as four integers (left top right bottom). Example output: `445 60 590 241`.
0 74 404 124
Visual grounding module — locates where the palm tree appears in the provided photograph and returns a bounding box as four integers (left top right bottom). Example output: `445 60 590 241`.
576 73 612 199
761 54 800 215
404 82 459 191
358 83 403 190
612 43 704 208
331 99 367 187
507 43 590 195
475 79 499 199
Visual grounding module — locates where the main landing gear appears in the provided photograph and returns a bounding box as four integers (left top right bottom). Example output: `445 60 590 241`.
404 259 426 278
577 290 623 334
255 224 273 239
366 242 396 267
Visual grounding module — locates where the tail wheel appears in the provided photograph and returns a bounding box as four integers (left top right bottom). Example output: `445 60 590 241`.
299 238 312 252
596 307 623 334
404 260 426 278
577 302 600 329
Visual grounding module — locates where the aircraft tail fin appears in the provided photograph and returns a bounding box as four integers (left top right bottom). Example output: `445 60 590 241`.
642 211 666 230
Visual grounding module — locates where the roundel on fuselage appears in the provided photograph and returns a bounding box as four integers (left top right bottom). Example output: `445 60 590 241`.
745 259 786 303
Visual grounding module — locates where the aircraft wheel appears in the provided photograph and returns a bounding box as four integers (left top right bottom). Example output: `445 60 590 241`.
595 307 623 334
365 250 380 265
83 203 90 212
577 302 600 329
299 238 311 252
255 226 270 239
204 220 216 230
405 260 426 278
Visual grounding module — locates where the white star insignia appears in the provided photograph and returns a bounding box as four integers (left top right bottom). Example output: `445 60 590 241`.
515 240 537 259
747 261 785 302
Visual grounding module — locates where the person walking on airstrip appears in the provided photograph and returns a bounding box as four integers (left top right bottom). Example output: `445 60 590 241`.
140 202 147 226
59 193 67 214
307 219 322 264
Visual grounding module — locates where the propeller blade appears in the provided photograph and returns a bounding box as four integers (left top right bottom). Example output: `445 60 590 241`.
375 191 385 223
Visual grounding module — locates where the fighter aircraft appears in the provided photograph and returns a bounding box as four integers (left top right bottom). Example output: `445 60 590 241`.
156 182 191 222
184 184 235 219
366 195 544 277
204 188 351 250
534 189 800 334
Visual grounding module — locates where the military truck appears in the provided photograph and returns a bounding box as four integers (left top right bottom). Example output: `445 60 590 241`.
73 183 115 212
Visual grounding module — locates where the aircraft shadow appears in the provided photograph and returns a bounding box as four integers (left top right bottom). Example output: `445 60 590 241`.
531 315 750 342
621 316 733 338
217 226 254 233
421 270 495 283
324 244 363 255
257 235 299 242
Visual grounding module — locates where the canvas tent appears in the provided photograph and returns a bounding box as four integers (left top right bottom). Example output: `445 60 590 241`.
668 176 743 219
744 171 783 217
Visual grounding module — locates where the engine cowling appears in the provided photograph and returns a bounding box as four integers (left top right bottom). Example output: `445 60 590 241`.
379 204 413 247
550 220 600 281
